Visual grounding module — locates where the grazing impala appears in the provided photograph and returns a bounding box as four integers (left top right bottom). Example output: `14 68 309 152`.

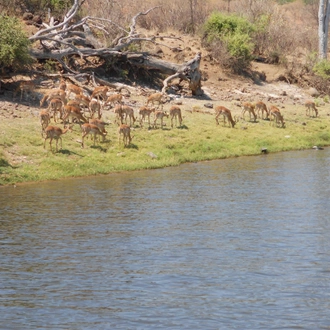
13 80 36 101
241 102 257 122
169 105 183 128
39 110 51 137
146 92 166 109
91 86 109 101
66 83 83 99
215 106 237 128
62 105 88 126
118 124 133 147
138 106 155 127
43 125 72 153
105 93 123 108
40 89 66 107
89 118 108 134
153 111 169 129
255 101 269 119
305 100 318 117
81 123 107 148
269 105 285 128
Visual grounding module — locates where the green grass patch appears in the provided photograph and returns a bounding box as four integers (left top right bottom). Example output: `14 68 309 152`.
1 103 330 186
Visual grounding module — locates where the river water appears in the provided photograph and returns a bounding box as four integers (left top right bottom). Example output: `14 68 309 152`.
1 149 330 329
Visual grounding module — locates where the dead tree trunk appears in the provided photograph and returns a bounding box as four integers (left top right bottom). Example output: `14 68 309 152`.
28 0 204 96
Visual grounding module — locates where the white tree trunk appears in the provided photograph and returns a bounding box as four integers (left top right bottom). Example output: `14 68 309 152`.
318 0 330 59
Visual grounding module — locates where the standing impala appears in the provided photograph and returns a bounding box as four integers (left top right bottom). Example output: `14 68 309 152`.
118 124 133 147
43 125 72 153
169 105 183 128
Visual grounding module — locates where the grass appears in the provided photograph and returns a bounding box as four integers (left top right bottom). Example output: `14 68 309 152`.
1 101 330 186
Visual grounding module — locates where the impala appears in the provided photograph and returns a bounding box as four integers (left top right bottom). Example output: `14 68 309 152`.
118 124 133 146
47 98 63 122
120 105 136 126
89 118 108 134
153 110 169 129
255 101 269 119
62 105 88 126
113 104 124 124
66 83 83 99
305 100 318 117
146 92 165 109
91 86 109 101
13 81 36 101
241 102 257 122
169 105 183 128
269 105 285 128
89 99 102 119
138 106 155 127
43 125 72 152
215 106 237 128
39 110 51 136
40 89 66 107
81 123 106 148
104 93 123 108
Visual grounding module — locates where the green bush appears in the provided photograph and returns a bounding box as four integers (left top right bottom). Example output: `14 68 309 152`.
313 60 330 79
202 12 255 72
0 15 33 70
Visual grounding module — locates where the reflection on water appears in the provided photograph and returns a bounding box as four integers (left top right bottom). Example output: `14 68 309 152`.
1 149 330 329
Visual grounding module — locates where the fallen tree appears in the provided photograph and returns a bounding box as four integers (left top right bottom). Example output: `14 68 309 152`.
28 0 204 96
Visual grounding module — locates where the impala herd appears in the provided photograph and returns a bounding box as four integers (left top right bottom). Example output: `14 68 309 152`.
14 79 320 153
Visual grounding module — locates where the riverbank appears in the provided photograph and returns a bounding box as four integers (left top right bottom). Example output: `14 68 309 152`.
1 82 330 186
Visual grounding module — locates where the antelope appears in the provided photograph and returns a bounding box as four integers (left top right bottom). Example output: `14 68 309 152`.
39 110 51 137
89 118 109 135
118 124 133 147
47 98 64 122
138 106 155 127
13 81 36 101
169 105 183 128
269 105 285 128
113 104 124 124
255 101 269 119
104 93 123 108
305 100 318 117
59 79 67 91
81 123 107 148
146 92 166 109
215 106 237 128
75 94 91 109
62 105 88 126
89 99 102 119
66 83 83 99
120 105 136 126
91 86 109 101
40 89 66 107
153 111 169 129
43 125 72 153
241 102 257 122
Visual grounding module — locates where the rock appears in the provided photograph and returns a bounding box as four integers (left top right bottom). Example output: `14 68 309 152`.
204 103 213 109
308 87 319 97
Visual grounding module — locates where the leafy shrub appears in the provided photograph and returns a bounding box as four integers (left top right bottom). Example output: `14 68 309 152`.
313 60 330 79
202 12 255 72
0 15 33 71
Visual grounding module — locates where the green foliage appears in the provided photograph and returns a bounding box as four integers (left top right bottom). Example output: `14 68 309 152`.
0 15 33 70
275 0 294 4
202 12 255 72
313 60 330 79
